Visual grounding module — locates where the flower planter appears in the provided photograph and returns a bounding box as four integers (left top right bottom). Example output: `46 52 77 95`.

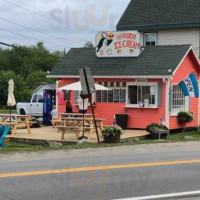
178 117 188 123
177 112 194 124
104 135 121 143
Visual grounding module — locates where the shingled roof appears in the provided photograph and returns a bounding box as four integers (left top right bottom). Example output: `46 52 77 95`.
48 45 192 77
117 0 200 30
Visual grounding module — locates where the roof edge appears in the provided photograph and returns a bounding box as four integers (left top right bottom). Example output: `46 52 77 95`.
47 75 172 79
172 45 200 76
117 22 200 31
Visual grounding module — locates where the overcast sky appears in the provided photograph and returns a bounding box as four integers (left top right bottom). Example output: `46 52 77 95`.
0 0 130 52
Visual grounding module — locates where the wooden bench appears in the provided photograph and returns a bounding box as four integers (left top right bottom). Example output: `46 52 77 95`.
56 125 93 139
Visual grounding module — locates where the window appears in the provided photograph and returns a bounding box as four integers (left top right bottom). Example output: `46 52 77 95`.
32 94 38 103
96 82 126 103
75 91 95 104
144 33 157 46
171 85 189 115
37 94 43 103
127 83 157 107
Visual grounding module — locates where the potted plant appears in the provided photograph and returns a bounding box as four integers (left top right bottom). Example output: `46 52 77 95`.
178 112 194 123
146 123 168 139
102 127 122 143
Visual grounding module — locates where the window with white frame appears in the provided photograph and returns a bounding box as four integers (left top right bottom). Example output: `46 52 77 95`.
127 83 157 107
144 33 157 46
96 82 126 103
171 85 189 114
75 91 95 104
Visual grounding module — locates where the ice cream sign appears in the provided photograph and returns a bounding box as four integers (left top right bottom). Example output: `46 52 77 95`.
95 31 141 57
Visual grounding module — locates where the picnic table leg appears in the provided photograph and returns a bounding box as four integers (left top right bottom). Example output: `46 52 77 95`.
75 128 80 139
100 121 104 132
25 117 32 134
12 124 17 135
2 117 8 122
89 121 94 139
61 128 65 140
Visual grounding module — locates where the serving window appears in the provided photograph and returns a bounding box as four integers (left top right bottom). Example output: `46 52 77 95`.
126 82 158 108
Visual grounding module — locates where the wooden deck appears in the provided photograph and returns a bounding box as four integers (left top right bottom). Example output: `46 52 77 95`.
7 126 149 144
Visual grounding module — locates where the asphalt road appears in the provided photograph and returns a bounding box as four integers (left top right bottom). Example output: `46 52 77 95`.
0 142 200 200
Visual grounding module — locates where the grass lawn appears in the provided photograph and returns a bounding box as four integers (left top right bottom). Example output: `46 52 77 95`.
141 131 200 144
1 141 135 153
0 130 200 153
0 110 17 114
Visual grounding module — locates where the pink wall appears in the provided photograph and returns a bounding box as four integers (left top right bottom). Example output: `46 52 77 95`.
56 51 200 130
58 78 166 129
170 52 200 129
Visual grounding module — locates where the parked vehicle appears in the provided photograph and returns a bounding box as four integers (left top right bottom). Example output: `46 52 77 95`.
17 93 43 117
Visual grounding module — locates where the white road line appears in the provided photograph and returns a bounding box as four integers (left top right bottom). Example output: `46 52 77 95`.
114 190 200 200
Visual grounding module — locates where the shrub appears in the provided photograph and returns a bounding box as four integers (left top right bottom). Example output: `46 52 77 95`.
146 123 168 133
178 112 194 123
102 127 122 138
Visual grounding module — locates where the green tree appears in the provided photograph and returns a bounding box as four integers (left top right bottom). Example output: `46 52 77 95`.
0 42 61 107
0 71 32 108
7 42 61 79
83 41 94 48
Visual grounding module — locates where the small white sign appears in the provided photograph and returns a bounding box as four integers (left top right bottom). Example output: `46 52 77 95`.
95 30 141 58
136 79 148 84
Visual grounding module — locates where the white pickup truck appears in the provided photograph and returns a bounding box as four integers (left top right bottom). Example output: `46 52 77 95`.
17 93 43 117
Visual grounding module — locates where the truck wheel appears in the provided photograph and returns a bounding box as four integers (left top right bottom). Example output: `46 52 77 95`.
20 109 26 115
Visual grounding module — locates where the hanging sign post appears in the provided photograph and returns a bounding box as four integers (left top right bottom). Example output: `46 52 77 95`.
79 68 100 143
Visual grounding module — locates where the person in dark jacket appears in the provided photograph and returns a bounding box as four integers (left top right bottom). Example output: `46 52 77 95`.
66 101 73 113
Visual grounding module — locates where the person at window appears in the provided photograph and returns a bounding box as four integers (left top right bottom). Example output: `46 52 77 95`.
66 101 73 113
78 97 89 114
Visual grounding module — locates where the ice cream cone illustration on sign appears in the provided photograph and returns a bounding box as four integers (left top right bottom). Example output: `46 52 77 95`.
96 32 114 56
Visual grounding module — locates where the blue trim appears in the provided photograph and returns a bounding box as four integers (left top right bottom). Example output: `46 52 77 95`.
190 73 199 98
179 81 190 96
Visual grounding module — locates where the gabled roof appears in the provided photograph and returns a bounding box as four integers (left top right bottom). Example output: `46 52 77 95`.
48 45 192 78
117 0 200 30
33 82 56 93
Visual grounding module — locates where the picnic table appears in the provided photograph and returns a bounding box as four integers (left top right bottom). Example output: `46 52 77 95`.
58 113 93 119
54 117 105 140
0 114 32 135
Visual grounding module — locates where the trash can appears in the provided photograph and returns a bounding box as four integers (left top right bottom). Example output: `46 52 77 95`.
115 114 128 130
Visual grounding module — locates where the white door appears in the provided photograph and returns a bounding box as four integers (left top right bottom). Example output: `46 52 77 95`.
36 94 43 116
30 94 38 116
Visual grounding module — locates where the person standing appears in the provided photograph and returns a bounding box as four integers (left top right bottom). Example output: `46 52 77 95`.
78 97 89 114
66 101 73 113
51 105 58 119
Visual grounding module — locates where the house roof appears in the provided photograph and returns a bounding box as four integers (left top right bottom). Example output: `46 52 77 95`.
33 83 56 93
117 0 200 30
48 45 192 78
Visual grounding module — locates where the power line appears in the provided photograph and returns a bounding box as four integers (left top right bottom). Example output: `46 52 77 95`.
0 16 83 45
0 27 71 49
3 0 47 19
15 0 49 16
3 0 101 33
0 41 63 58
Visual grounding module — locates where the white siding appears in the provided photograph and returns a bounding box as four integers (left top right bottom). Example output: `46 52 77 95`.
158 28 200 58
140 28 200 58
33 86 51 94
